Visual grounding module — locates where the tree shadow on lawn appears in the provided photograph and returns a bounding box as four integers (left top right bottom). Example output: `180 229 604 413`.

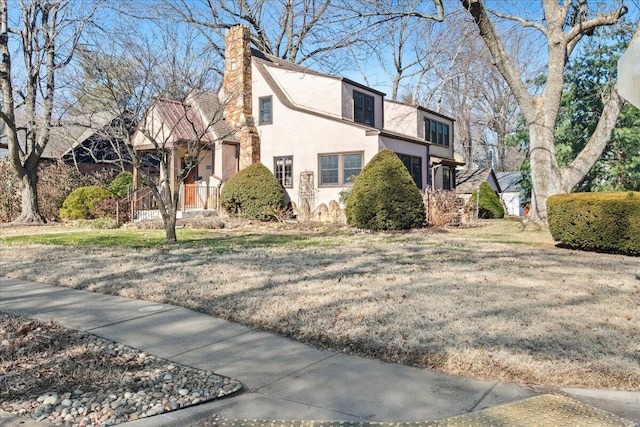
2 240 638 388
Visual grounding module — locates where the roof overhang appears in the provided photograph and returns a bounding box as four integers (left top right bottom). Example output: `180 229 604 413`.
431 156 465 167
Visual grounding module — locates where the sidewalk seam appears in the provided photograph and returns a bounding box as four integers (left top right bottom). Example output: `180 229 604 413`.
254 353 337 392
167 330 253 359
468 382 498 413
85 306 180 332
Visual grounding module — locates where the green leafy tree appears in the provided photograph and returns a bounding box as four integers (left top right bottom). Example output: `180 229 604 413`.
345 149 425 230
555 25 640 192
510 24 640 200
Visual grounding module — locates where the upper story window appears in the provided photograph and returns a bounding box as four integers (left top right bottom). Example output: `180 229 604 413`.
259 96 273 125
353 91 375 126
425 118 450 147
319 152 363 186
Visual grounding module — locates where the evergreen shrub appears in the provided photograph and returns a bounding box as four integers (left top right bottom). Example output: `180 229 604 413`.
345 149 425 230
469 182 505 219
220 163 285 221
547 192 640 255
59 186 113 220
109 171 133 199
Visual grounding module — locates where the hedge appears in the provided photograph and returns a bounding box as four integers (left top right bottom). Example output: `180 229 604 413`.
547 192 639 255
220 163 285 221
345 149 425 230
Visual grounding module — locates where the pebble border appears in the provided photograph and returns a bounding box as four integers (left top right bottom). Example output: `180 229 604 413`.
1 336 242 426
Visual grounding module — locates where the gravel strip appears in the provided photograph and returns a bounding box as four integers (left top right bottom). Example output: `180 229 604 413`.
0 312 242 426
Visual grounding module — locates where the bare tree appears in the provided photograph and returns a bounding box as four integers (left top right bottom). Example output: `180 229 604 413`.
160 0 366 73
459 0 637 223
68 22 233 242
0 0 97 224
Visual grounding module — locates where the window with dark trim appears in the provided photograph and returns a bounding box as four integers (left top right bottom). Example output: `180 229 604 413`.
443 167 452 190
274 156 293 188
319 152 363 186
259 96 273 125
397 153 423 189
353 91 375 126
424 118 450 147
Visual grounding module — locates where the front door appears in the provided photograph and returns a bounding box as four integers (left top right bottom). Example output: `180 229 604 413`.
182 158 197 207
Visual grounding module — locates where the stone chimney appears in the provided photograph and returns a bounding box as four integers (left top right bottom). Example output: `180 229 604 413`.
223 25 260 170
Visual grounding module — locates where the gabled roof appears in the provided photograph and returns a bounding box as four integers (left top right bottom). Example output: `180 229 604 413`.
44 112 117 159
251 49 386 97
496 171 523 193
187 90 237 142
455 167 502 194
140 92 235 148
152 98 212 142
2 111 119 160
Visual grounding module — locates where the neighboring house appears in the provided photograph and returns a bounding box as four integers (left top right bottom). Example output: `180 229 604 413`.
496 171 524 216
133 25 463 219
455 167 502 202
1 112 130 174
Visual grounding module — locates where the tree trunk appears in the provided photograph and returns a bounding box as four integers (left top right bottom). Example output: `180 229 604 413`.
13 169 46 224
527 121 563 224
164 213 177 243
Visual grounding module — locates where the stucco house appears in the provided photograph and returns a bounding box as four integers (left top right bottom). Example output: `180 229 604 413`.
133 25 462 219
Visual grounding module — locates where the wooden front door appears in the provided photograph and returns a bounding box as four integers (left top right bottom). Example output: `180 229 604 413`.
182 158 197 207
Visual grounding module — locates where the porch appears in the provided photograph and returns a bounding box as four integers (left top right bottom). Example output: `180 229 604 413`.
127 183 220 222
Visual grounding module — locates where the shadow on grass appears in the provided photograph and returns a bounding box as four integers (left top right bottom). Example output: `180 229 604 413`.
1 229 322 252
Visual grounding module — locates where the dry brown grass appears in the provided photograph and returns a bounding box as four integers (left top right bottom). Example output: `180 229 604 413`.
1 219 639 391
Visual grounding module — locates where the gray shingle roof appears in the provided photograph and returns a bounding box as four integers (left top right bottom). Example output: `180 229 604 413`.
455 168 501 194
496 171 523 193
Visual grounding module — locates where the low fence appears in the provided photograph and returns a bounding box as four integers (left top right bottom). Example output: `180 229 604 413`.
124 184 219 223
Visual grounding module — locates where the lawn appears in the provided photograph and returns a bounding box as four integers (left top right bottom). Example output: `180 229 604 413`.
1 219 638 391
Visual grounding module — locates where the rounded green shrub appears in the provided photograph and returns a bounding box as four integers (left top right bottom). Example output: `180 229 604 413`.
59 186 113 220
469 182 505 219
220 163 285 221
345 149 425 230
109 171 133 199
547 191 640 255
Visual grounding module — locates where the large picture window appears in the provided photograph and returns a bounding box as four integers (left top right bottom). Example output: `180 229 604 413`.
259 96 272 125
397 153 423 189
424 118 450 147
353 91 375 126
274 156 293 188
319 152 363 186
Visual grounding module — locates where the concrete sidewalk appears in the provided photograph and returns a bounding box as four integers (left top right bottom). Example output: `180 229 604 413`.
1 278 639 426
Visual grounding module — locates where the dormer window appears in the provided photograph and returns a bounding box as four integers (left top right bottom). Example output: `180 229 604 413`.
353 91 374 126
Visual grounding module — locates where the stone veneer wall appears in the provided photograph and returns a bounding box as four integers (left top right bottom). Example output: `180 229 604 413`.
223 25 260 170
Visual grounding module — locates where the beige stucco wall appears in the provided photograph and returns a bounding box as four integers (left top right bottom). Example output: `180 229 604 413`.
253 66 381 209
384 102 419 136
266 66 343 118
